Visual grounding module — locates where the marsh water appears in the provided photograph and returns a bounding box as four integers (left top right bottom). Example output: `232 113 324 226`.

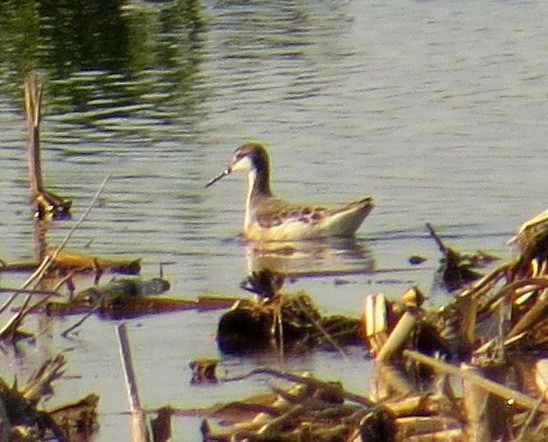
0 0 546 439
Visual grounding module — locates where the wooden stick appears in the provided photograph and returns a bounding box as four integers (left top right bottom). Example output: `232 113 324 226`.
117 323 151 442
24 73 44 196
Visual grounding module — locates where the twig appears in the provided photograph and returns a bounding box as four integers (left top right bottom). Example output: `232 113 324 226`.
61 302 102 338
426 222 449 254
34 174 112 280
0 292 55 341
0 287 60 297
0 257 53 315
223 367 375 407
515 385 548 441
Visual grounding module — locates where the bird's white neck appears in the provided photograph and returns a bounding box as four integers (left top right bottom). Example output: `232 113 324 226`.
243 169 257 231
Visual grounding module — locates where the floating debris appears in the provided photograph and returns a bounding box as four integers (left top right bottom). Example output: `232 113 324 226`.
189 359 220 384
72 276 170 305
426 222 497 291
218 270 362 354
408 254 427 265
49 394 99 440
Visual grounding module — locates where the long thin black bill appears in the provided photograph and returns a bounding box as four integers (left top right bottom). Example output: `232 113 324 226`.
205 169 230 188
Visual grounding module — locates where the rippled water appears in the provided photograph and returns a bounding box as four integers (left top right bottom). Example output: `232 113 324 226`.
0 0 546 439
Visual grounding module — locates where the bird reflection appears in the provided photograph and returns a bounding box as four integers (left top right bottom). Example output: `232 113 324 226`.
244 238 375 281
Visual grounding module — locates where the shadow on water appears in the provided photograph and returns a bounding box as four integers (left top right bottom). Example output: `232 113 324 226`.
0 0 207 141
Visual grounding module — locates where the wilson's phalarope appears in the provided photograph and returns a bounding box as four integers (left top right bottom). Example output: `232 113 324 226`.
206 142 374 241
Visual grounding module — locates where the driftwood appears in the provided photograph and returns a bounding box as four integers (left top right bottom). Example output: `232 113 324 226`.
0 250 141 293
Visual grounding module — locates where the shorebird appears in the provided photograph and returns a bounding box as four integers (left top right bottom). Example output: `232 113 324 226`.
206 142 374 241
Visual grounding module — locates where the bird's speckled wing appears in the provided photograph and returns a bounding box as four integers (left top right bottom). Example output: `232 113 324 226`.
252 197 328 229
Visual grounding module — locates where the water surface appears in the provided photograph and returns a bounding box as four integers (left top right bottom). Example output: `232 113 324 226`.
0 0 546 439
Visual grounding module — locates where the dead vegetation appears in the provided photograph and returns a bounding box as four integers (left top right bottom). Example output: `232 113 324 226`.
199 211 548 441
0 354 98 441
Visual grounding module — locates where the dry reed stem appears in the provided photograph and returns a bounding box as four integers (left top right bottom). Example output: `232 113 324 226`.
480 277 548 317
459 262 512 301
376 310 417 361
403 350 548 414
